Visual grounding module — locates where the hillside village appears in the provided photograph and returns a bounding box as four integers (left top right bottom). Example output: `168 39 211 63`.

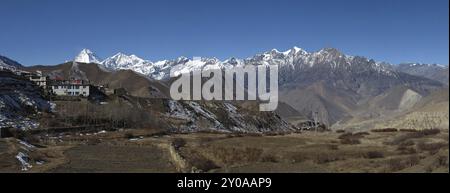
1 61 302 136
9 68 111 99
1 65 112 137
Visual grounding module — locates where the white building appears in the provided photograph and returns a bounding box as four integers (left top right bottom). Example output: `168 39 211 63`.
50 80 91 97
29 75 48 87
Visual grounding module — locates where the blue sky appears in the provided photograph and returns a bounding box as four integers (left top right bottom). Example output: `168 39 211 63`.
0 0 448 66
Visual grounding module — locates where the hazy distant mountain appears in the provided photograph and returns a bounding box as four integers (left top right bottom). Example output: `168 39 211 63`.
395 63 449 85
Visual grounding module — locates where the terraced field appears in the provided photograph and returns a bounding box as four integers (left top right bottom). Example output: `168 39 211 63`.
1 128 448 173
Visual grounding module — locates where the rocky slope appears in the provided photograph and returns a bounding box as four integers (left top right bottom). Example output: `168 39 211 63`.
24 62 294 133
0 71 53 130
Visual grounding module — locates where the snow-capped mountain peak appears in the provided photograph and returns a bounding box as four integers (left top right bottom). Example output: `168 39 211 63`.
282 46 307 55
74 49 102 64
69 46 421 81
101 52 154 75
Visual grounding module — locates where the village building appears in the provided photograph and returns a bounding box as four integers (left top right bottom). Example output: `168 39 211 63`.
27 71 48 87
50 80 91 97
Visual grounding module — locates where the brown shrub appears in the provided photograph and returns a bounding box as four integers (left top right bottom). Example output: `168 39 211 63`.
290 152 308 163
406 155 421 167
400 129 418 132
124 132 135 139
329 144 339 150
399 140 415 147
209 146 263 165
397 146 417 155
172 138 187 149
388 155 421 171
354 132 370 136
417 142 447 154
261 154 278 163
372 128 398 133
339 133 363 145
86 138 101 146
388 129 442 145
314 153 341 164
340 138 361 145
182 150 219 172
435 155 449 167
420 129 441 135
364 151 385 159
338 133 354 139
339 132 367 139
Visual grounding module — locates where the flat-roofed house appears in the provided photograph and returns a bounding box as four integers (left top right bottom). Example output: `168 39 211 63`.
50 80 91 97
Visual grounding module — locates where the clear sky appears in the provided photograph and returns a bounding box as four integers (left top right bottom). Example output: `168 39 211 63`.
0 0 448 66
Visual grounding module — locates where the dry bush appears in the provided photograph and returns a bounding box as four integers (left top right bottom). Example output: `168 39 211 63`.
209 146 263 165
172 138 187 150
406 156 421 167
417 142 448 154
314 153 341 164
397 140 417 154
329 144 339 150
261 154 279 163
354 132 370 136
290 151 342 164
397 146 417 155
399 140 415 147
340 138 361 145
435 155 449 167
364 151 385 159
339 133 363 145
372 128 398 133
290 152 308 163
388 155 421 171
246 133 264 137
198 137 216 146
388 129 442 145
86 138 101 146
338 133 354 139
124 132 135 139
400 129 418 132
182 149 220 172
339 132 367 139
420 129 441 135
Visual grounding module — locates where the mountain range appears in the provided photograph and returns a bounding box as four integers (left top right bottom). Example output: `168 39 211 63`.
395 63 449 84
74 48 449 83
1 47 448 130
70 47 448 128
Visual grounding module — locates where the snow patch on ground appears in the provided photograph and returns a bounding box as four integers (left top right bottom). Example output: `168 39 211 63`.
16 152 32 171
167 100 193 120
188 102 223 129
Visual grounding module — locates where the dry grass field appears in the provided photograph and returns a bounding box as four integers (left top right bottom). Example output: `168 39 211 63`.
0 128 448 173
